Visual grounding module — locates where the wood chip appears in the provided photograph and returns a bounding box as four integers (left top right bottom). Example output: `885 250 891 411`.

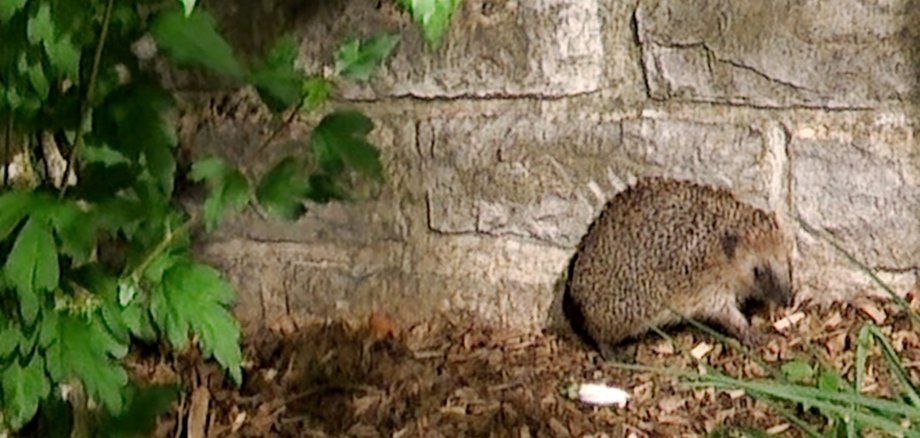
823 311 843 329
658 396 685 413
651 340 675 355
690 342 713 359
725 389 746 399
773 311 805 331
187 385 210 438
857 301 886 324
230 412 246 433
766 423 790 434
548 418 571 437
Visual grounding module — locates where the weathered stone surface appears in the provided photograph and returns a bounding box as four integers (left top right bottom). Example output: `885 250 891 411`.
173 0 607 98
202 234 570 329
187 103 419 246
790 112 920 301
636 0 920 107
184 1 920 333
296 0 605 98
420 111 786 247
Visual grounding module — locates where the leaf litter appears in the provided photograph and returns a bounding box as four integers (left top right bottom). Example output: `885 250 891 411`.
129 291 919 437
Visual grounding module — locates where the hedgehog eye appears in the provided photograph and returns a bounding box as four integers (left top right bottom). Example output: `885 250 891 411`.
753 266 765 280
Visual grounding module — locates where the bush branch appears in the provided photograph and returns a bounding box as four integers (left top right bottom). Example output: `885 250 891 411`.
59 0 115 198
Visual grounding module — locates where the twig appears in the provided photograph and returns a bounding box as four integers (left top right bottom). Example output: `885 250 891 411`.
128 213 200 281
3 115 10 187
59 0 115 198
245 100 304 165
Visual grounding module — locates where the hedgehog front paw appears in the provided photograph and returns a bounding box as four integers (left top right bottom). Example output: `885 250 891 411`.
740 329 767 348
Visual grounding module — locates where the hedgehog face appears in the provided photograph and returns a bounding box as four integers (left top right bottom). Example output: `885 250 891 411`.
751 249 793 306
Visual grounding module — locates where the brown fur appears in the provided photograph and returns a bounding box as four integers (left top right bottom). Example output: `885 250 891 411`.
566 177 793 358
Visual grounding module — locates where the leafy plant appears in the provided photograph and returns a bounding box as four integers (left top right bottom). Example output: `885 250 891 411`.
0 0 452 434
397 0 461 47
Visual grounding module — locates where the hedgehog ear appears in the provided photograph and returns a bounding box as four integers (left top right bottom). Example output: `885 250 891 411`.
721 232 739 259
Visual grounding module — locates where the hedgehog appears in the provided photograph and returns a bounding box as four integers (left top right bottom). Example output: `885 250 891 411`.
565 177 793 359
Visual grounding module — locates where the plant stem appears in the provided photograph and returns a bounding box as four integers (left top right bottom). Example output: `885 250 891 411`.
3 115 10 187
246 100 304 165
130 213 200 282
59 0 115 198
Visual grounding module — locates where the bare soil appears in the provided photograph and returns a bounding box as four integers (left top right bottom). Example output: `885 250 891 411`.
134 293 920 437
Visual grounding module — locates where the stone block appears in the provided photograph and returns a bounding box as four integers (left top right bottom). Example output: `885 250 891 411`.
636 0 920 107
420 111 786 247
294 0 605 98
790 112 920 301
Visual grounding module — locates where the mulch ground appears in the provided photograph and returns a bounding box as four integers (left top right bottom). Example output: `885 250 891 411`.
133 293 920 437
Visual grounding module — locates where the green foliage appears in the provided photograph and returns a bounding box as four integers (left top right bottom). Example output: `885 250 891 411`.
250 35 303 111
96 382 179 438
2 353 50 430
335 32 400 81
190 156 250 231
397 0 460 47
152 261 242 384
151 8 245 81
256 157 311 220
312 110 383 182
780 359 813 383
0 0 454 434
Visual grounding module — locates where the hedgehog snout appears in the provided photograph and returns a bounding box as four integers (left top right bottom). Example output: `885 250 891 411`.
752 263 792 306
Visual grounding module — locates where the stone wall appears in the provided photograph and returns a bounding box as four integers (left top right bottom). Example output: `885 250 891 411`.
189 0 920 331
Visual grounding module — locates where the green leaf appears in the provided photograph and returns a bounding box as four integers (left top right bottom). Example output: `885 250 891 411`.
23 58 50 100
142 129 177 196
120 300 157 342
45 33 81 78
817 367 842 393
0 322 24 358
334 32 399 81
0 190 32 242
311 110 383 181
250 35 302 112
26 3 81 78
151 8 245 81
398 0 459 47
188 156 226 182
79 143 131 166
256 157 310 220
45 314 129 413
190 156 250 231
0 0 27 23
217 171 249 225
781 359 813 383
26 2 53 45
178 0 197 16
151 261 242 384
98 83 177 197
5 217 58 324
97 382 179 438
305 173 349 203
302 75 332 112
50 201 97 265
2 354 51 430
